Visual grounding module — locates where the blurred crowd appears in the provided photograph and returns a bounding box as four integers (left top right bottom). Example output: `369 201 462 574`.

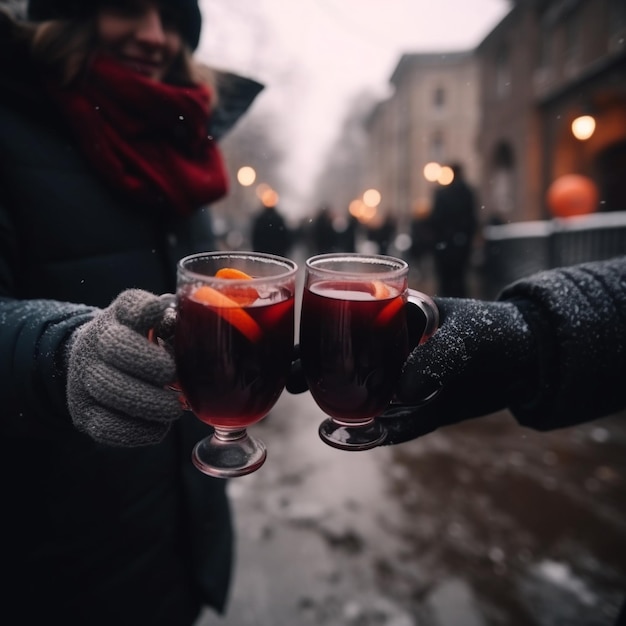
248 163 480 299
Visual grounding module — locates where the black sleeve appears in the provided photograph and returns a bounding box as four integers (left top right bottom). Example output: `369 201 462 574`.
0 201 96 433
0 189 18 297
0 295 96 432
500 256 626 430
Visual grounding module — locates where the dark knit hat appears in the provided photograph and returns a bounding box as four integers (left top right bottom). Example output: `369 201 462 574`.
27 0 202 50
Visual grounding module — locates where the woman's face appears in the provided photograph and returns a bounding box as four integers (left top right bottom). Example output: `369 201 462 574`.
96 1 184 82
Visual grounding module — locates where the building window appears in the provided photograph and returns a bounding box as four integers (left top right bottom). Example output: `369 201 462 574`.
608 0 626 42
564 10 581 64
433 86 445 110
537 26 552 69
495 44 511 98
430 131 445 163
491 142 515 221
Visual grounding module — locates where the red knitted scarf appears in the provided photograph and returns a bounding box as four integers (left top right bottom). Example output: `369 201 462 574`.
48 55 228 216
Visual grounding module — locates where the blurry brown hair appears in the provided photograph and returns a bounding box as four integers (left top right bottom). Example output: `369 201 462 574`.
29 17 216 98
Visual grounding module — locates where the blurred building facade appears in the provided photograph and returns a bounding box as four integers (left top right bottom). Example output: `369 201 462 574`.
363 52 480 236
358 0 626 232
0 0 25 17
208 111 287 250
477 0 626 223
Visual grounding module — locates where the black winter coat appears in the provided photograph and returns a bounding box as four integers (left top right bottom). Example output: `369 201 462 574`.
429 176 477 253
502 256 626 429
0 16 262 626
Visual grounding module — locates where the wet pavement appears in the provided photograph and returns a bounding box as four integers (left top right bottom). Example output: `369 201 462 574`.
195 390 626 626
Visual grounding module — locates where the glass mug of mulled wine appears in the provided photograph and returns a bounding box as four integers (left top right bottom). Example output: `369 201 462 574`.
299 253 439 451
166 251 297 478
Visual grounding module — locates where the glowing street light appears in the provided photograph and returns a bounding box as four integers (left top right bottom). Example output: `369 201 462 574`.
423 162 442 182
363 188 381 208
437 165 454 185
349 198 377 224
255 182 271 199
260 187 279 207
571 115 596 141
237 166 256 186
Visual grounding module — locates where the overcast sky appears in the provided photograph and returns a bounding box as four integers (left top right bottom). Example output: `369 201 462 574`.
198 0 511 216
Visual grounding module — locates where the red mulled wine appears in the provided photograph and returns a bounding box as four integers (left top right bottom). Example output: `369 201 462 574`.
300 280 409 423
175 287 294 428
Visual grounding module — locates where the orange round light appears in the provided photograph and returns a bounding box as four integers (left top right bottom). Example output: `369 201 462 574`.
546 174 599 218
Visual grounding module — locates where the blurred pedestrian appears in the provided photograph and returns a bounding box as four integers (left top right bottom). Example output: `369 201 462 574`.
368 213 396 255
311 203 337 253
409 198 434 263
251 202 293 257
429 162 478 297
332 211 358 253
0 1 262 624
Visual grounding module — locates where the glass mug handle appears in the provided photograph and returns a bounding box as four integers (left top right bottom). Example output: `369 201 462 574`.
397 289 441 406
406 289 439 345
382 289 442 418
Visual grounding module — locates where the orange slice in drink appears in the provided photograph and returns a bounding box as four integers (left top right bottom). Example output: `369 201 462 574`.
192 285 262 342
214 267 258 306
370 280 403 326
215 268 252 280
371 280 390 299
375 296 404 326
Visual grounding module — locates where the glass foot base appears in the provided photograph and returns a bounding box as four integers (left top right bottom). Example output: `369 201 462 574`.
318 419 387 451
192 432 267 478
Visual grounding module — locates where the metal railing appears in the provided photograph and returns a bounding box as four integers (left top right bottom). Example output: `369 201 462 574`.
482 211 626 297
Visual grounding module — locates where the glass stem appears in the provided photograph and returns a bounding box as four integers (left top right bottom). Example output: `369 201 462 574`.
213 428 247 443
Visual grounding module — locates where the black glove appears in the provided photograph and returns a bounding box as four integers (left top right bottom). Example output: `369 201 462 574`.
380 297 539 445
66 289 182 446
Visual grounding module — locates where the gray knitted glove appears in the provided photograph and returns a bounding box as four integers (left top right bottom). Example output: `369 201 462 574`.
67 289 182 446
